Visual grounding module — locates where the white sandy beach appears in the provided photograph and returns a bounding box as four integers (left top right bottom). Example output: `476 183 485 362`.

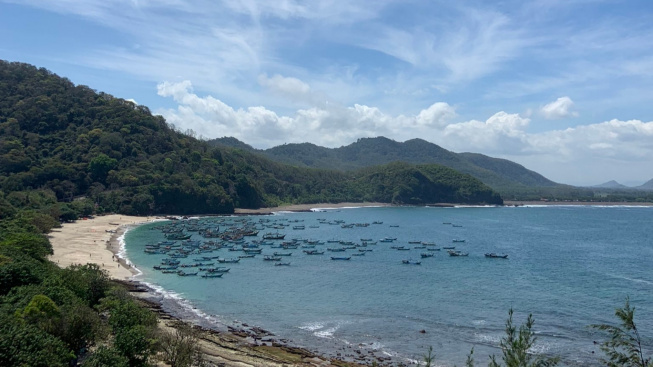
234 202 391 214
48 214 154 279
48 200 649 279
48 203 390 279
48 204 389 279
47 211 370 366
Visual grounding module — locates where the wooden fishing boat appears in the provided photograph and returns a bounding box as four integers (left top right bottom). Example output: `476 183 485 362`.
484 253 508 259
401 260 421 265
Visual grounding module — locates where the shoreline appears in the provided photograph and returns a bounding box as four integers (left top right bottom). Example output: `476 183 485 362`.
49 213 376 366
234 201 392 214
48 202 650 366
48 214 153 279
234 200 653 216
504 200 653 207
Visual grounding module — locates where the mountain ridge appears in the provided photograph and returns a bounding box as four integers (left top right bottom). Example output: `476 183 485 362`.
0 60 504 219
593 180 628 189
209 136 559 191
636 178 653 190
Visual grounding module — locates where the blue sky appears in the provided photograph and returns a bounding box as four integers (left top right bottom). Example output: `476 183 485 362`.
1 0 652 186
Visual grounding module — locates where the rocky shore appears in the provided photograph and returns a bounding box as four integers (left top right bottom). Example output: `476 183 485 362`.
49 211 403 366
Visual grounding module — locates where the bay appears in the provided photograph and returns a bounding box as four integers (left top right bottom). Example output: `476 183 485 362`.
124 206 653 366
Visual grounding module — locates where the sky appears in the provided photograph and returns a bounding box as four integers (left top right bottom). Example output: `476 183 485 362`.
1 0 652 186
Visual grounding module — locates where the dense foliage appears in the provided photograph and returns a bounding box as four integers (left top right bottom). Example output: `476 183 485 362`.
0 210 156 366
0 60 504 220
0 59 649 366
349 162 502 205
210 137 653 203
210 136 559 191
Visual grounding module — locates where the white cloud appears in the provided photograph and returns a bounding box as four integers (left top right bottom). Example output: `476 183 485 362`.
155 81 653 185
256 73 328 108
9 0 653 185
439 112 530 154
415 103 457 128
540 96 578 119
156 80 444 147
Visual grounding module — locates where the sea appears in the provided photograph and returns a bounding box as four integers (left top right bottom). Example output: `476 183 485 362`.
122 205 653 366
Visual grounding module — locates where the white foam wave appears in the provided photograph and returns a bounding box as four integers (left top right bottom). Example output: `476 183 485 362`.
607 273 653 286
299 322 326 332
116 226 142 277
520 204 652 209
310 205 386 211
140 280 224 327
471 319 487 326
117 220 237 332
314 326 338 338
360 341 385 350
474 332 501 344
527 341 556 354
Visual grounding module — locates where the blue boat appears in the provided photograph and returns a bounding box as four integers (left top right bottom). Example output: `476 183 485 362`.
217 258 240 263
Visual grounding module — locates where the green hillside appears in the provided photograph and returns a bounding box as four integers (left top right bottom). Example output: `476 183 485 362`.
0 60 503 222
210 136 559 192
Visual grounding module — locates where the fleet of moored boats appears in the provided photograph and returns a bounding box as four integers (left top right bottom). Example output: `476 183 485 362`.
142 217 508 278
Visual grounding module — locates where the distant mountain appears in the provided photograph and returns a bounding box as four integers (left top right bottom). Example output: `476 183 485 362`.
635 178 653 190
0 60 504 217
211 136 255 151
593 180 628 189
208 137 560 191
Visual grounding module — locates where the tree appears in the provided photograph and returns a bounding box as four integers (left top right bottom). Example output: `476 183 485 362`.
0 231 53 259
59 302 107 353
0 317 73 367
81 345 129 367
16 294 62 335
59 264 110 307
114 325 156 367
489 309 559 367
592 298 651 367
107 298 157 332
158 323 206 367
88 153 118 181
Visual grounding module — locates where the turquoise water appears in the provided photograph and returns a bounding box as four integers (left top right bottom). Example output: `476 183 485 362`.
124 206 653 366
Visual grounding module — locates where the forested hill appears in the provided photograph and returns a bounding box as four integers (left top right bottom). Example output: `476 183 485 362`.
209 136 559 191
0 60 502 220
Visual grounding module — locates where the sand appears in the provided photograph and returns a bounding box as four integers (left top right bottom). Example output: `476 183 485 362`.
45 201 650 366
47 212 371 366
47 203 390 279
234 202 391 214
48 214 155 279
47 200 649 278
